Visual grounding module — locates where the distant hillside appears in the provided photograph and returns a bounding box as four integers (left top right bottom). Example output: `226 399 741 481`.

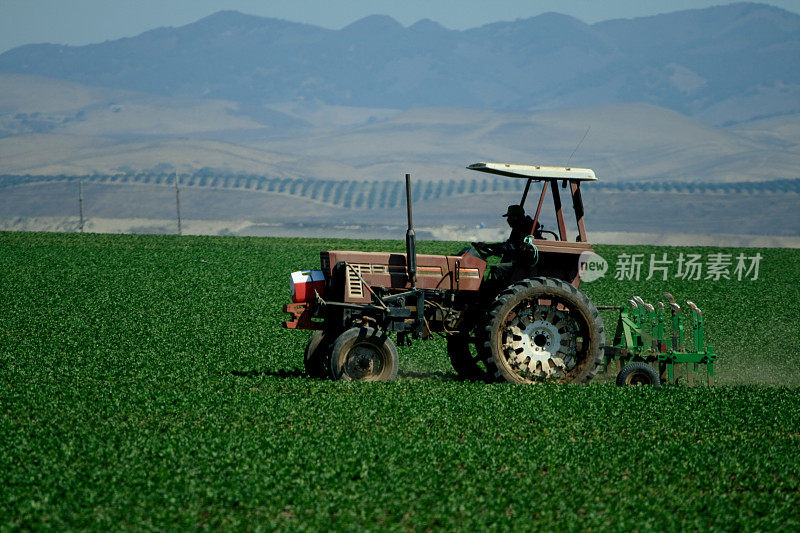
0 3 798 125
255 103 800 182
1 73 798 181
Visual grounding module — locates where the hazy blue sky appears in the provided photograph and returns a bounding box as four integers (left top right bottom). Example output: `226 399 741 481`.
1 0 798 53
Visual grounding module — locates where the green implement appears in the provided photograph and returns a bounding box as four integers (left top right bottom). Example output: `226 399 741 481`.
601 295 717 387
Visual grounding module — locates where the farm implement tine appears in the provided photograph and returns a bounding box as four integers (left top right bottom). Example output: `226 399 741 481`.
687 301 704 352
634 297 647 327
666 302 684 384
627 299 639 326
642 303 657 350
668 302 683 350
681 300 695 384
686 301 712 385
657 302 666 352
637 300 652 346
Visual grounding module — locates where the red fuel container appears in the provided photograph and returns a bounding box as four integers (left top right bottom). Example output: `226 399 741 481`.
290 270 325 303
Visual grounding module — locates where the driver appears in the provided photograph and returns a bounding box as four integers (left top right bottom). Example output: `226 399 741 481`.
476 205 539 262
472 205 542 290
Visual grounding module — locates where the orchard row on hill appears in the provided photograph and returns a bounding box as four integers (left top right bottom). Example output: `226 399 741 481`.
1 173 797 210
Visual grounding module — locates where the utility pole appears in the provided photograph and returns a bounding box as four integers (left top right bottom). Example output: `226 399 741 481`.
78 180 85 233
175 173 182 235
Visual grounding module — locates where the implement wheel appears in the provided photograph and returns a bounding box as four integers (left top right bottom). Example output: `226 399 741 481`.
616 362 661 388
447 334 495 382
484 277 604 384
330 327 399 382
304 330 334 379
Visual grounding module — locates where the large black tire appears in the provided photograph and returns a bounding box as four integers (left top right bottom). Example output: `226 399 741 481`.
304 330 334 379
484 277 604 384
447 334 496 382
616 362 661 388
330 327 399 382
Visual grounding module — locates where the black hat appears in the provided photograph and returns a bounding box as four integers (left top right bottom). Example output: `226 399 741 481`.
502 205 524 218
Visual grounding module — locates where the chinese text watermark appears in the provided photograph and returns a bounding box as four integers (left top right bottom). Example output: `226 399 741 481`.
613 252 762 281
578 252 762 282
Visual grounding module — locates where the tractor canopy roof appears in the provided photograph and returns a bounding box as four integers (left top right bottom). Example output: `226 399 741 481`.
467 162 597 181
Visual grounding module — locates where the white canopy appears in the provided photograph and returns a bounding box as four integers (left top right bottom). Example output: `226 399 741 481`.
468 162 597 181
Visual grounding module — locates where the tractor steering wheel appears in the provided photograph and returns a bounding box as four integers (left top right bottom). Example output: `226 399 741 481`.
539 230 560 241
470 242 492 259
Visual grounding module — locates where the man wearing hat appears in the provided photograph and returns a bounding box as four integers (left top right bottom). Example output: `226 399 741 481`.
474 204 538 262
473 205 541 289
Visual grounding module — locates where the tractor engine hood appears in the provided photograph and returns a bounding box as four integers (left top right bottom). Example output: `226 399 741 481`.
321 250 486 304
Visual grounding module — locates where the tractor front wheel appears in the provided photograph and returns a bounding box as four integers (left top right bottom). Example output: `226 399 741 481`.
330 327 399 382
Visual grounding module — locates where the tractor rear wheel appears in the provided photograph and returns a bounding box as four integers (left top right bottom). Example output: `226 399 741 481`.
304 330 335 379
447 334 496 382
616 362 661 388
484 277 604 384
330 327 399 382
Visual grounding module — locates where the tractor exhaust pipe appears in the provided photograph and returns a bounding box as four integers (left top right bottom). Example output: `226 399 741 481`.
405 173 417 288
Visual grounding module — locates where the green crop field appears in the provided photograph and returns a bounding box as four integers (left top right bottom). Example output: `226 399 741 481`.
1 232 799 530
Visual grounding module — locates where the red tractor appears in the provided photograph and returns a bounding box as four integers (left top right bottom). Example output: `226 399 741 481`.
283 163 604 384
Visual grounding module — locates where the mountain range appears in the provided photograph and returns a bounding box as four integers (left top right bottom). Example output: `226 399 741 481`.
1 2 798 125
